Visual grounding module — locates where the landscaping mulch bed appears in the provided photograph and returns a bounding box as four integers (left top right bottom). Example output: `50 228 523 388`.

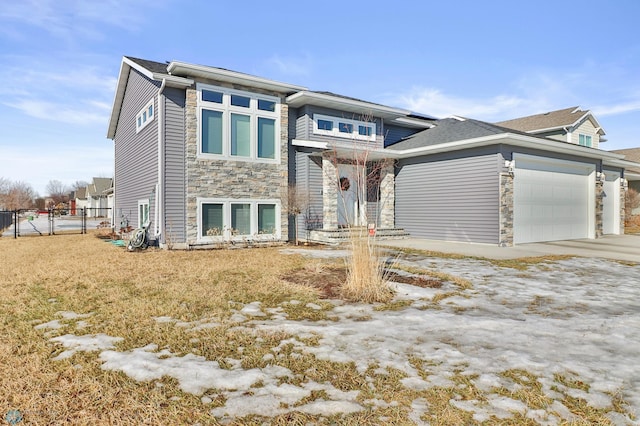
282 267 442 299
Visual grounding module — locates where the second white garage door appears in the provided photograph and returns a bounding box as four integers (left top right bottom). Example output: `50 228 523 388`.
513 154 595 244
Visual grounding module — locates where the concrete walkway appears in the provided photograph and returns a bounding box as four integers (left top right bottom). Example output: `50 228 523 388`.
380 234 640 263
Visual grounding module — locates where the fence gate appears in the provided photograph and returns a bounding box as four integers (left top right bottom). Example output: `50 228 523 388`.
0 208 112 238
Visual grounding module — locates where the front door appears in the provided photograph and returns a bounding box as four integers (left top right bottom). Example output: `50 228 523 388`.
337 164 363 227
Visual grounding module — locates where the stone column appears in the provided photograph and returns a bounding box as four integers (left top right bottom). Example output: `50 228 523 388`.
499 172 514 247
379 160 395 229
322 153 338 230
595 178 604 238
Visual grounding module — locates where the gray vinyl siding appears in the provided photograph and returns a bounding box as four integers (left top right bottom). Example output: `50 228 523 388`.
396 152 500 244
113 69 161 235
384 125 421 147
162 87 186 243
294 150 323 241
293 105 384 148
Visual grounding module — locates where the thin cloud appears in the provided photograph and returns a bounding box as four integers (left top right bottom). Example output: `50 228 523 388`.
392 87 545 121
8 99 108 125
592 101 640 117
266 54 312 76
0 0 162 40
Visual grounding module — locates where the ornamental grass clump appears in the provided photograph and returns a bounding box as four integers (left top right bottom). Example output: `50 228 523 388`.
341 230 394 303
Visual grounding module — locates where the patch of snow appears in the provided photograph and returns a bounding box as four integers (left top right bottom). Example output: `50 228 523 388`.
34 320 63 330
305 303 322 310
240 301 266 317
50 334 123 361
56 311 92 320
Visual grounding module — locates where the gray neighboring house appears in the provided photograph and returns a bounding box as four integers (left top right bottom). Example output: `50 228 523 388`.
106 56 639 248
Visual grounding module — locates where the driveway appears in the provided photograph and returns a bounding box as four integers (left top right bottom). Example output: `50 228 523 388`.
380 234 640 263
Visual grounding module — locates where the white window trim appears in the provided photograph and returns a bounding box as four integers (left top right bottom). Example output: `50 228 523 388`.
136 99 155 133
137 199 150 227
197 198 281 243
196 83 280 163
312 114 376 142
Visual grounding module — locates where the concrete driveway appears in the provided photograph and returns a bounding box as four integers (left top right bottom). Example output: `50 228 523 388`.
380 234 640 263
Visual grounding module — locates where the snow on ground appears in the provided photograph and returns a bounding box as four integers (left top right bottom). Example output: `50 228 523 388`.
39 252 640 424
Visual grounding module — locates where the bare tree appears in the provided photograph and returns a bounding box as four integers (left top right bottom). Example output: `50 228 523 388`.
0 177 10 209
72 180 89 191
285 183 309 245
3 181 37 210
46 180 69 206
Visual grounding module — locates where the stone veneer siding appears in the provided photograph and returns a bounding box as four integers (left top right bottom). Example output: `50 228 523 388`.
379 161 395 229
499 172 514 246
595 178 604 238
621 184 627 235
184 86 289 246
321 153 338 230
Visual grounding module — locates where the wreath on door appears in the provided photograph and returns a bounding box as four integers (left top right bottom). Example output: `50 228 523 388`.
339 177 351 191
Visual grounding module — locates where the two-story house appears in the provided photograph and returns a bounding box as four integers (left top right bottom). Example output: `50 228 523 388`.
496 106 606 149
107 57 638 248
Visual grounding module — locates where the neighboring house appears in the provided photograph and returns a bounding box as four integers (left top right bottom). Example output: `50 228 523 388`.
496 106 606 149
73 187 88 216
86 178 113 217
106 56 638 248
611 147 640 215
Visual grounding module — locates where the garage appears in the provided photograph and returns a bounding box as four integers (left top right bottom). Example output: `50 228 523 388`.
513 154 595 244
602 170 621 235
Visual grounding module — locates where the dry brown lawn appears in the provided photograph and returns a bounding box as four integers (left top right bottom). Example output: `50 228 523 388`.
0 233 633 425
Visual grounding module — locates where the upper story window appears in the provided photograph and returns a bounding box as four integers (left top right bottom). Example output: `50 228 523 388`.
197 83 280 162
136 99 155 133
578 134 593 147
312 114 376 142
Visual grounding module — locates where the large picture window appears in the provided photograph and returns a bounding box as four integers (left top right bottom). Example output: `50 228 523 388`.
198 198 281 241
197 84 280 162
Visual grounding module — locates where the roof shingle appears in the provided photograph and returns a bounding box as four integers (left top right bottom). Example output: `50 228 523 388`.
495 106 585 132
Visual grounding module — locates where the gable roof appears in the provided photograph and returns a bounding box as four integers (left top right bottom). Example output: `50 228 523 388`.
495 106 605 137
75 187 87 199
108 56 307 139
87 178 112 197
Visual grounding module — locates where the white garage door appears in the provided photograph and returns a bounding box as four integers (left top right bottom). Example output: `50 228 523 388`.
603 170 621 235
514 154 595 244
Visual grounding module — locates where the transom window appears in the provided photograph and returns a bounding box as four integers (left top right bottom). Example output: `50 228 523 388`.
197 84 280 162
198 198 280 241
578 134 592 147
136 99 155 133
312 114 376 142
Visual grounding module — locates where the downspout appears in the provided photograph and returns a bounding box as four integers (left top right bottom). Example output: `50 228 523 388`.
563 126 572 144
156 78 166 242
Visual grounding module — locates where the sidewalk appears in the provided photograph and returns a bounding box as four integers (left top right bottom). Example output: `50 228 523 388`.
379 234 640 263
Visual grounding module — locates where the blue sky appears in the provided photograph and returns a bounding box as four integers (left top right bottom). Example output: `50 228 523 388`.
1 0 639 196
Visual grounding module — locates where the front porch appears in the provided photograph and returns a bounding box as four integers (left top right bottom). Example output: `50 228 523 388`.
296 151 409 245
